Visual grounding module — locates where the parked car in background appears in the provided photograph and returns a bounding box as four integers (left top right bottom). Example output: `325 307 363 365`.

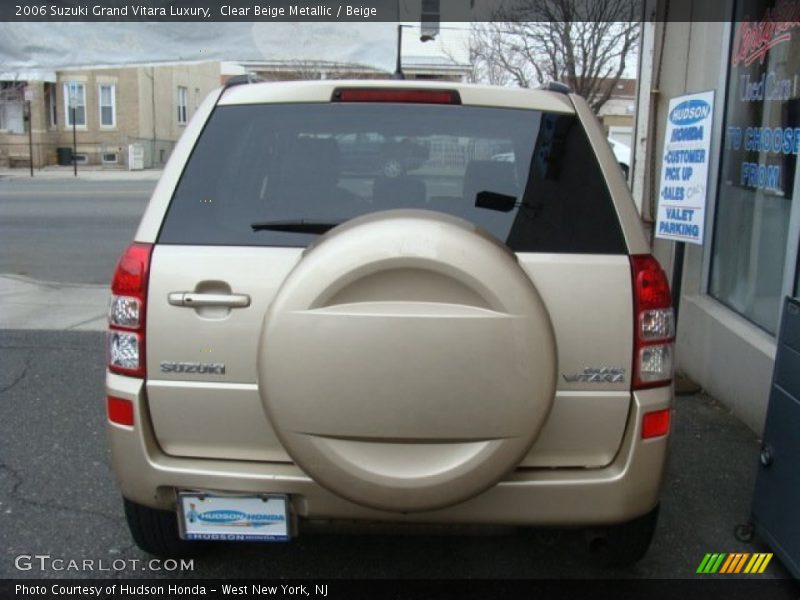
337 133 429 178
608 137 631 178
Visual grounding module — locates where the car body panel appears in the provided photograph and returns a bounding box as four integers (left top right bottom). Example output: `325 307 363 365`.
107 371 670 526
109 79 670 527
147 382 629 468
146 247 633 469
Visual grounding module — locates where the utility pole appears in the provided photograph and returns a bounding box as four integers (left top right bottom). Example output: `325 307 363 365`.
68 80 78 176
393 24 436 80
72 105 77 177
24 99 33 177
393 24 405 80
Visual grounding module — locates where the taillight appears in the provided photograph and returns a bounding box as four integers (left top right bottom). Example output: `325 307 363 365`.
332 88 461 104
630 255 674 389
108 243 152 378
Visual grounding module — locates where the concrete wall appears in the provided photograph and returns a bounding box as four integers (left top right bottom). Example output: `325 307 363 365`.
647 6 776 433
137 61 220 143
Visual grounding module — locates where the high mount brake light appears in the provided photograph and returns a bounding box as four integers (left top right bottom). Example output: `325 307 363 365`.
332 88 461 105
630 255 674 390
108 243 152 378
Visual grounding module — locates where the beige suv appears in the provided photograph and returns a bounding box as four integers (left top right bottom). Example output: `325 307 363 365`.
106 79 674 566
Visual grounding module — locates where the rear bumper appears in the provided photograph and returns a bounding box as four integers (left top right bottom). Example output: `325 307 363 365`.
106 372 671 527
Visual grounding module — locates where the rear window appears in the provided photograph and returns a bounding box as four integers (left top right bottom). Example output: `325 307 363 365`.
158 102 626 254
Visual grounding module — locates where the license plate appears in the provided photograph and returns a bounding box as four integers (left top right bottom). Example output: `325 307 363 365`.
178 493 290 542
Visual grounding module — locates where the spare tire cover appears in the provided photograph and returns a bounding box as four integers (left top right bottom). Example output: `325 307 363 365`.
258 210 556 512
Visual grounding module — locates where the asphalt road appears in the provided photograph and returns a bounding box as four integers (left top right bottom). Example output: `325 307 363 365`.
1 330 799 592
0 179 154 284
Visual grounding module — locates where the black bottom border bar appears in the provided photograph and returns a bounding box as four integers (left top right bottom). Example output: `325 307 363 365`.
3 579 800 600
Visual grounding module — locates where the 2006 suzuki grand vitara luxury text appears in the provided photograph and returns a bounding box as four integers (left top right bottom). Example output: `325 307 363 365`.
106 79 674 566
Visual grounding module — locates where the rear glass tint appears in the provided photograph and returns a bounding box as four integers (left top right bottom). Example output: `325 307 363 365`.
159 103 626 254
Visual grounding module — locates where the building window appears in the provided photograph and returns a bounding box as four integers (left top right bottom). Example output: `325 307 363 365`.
45 83 57 128
709 0 800 335
102 152 118 164
98 84 116 128
177 86 188 125
0 83 25 134
63 82 86 127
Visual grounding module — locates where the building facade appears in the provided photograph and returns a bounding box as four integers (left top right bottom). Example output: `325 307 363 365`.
229 24 471 84
0 61 221 168
634 0 800 432
597 78 637 147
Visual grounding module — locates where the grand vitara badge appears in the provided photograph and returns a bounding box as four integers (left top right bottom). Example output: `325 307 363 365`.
563 367 626 384
160 361 226 375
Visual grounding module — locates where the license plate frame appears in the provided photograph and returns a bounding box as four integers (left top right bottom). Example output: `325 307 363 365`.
177 492 290 542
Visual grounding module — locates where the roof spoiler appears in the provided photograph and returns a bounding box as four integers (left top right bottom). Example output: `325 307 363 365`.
537 81 572 94
223 73 263 90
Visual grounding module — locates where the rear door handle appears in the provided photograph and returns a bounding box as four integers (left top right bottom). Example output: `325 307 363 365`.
168 292 251 308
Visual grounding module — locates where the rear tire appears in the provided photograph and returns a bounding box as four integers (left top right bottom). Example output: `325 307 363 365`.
583 504 660 567
123 497 206 558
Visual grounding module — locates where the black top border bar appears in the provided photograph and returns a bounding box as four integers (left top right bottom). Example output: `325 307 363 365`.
0 0 744 23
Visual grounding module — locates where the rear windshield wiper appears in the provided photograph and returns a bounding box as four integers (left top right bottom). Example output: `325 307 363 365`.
250 219 342 234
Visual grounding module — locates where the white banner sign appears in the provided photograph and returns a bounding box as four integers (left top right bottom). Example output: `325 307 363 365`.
655 90 715 245
67 80 79 108
0 23 399 74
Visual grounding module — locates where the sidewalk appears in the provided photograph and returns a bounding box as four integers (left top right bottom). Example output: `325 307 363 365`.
0 274 108 331
0 165 163 181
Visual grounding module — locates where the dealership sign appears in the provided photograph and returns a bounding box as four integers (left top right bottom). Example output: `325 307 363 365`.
655 91 715 245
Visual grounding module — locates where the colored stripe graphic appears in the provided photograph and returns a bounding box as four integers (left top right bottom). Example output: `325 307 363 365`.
711 553 726 573
697 553 726 573
720 553 742 573
744 554 760 574
698 552 773 574
719 554 736 573
696 554 714 573
733 553 749 573
757 553 773 573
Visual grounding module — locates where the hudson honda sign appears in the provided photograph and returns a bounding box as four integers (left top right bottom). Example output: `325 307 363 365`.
656 91 716 245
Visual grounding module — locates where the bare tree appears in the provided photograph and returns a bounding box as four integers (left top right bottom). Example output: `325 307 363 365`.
470 0 640 113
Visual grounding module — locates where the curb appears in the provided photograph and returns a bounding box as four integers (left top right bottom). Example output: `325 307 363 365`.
0 168 163 181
